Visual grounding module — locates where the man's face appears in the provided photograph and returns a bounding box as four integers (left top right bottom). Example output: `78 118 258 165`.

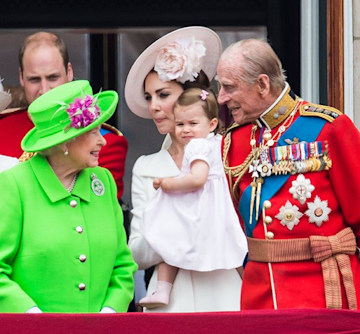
19 44 73 104
216 59 264 126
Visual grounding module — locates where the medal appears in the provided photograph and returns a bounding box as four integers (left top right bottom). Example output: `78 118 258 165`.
91 173 105 196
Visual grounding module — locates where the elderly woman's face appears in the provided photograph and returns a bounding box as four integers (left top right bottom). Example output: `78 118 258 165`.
144 71 184 135
66 126 106 169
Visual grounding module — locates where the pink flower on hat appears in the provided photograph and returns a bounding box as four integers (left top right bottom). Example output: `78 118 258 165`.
154 37 206 84
66 95 100 129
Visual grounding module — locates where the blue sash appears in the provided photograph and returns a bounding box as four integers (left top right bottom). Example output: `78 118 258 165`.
100 128 111 136
239 116 327 237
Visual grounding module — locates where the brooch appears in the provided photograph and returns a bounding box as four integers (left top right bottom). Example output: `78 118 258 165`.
91 173 105 196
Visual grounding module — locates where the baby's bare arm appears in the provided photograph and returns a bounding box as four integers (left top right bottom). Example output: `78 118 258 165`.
159 160 209 192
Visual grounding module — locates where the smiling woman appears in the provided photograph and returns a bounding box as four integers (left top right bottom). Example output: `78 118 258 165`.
0 80 137 313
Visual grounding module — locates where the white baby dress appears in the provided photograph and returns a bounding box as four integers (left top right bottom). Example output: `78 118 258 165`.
142 133 248 271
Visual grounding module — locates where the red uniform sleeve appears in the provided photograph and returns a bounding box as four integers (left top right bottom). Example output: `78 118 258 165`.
324 115 360 238
98 124 128 199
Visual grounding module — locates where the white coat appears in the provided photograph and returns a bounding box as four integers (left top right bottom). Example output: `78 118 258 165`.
129 149 242 312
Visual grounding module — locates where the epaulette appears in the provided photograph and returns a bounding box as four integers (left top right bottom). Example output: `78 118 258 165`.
19 151 36 162
101 122 124 136
221 122 240 135
299 102 342 123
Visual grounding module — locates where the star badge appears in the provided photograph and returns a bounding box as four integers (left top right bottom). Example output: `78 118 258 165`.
305 196 331 227
275 200 303 231
289 174 315 205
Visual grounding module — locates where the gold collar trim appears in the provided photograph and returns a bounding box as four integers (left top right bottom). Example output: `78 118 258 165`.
256 83 299 130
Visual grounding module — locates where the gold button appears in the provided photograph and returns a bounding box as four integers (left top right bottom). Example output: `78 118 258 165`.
70 200 77 208
263 132 272 140
75 226 83 233
264 216 272 225
263 200 272 209
262 165 269 173
314 208 323 217
284 210 295 221
78 283 86 291
265 231 274 239
79 254 87 262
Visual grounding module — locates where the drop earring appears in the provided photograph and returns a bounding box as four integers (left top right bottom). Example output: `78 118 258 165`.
64 149 69 156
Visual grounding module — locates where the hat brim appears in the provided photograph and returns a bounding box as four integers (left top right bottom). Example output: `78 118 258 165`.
0 91 11 112
125 26 222 119
21 90 118 152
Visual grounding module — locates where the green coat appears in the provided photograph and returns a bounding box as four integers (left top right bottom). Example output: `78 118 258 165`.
0 154 137 313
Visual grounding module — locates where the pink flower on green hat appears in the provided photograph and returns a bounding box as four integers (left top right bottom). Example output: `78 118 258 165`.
66 95 100 129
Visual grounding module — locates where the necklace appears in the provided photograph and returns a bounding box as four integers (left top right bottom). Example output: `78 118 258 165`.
66 174 78 193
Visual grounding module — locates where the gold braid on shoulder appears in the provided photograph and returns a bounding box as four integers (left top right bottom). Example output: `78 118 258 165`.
19 151 36 162
222 130 257 203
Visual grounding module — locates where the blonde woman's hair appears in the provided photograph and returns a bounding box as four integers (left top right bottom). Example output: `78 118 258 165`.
220 39 286 92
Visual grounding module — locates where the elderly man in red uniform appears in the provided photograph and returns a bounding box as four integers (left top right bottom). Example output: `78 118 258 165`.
217 38 360 310
0 31 127 199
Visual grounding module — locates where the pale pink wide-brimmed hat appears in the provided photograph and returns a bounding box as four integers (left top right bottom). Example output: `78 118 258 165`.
124 26 222 119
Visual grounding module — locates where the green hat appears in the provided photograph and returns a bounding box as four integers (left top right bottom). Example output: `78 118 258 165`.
21 80 118 152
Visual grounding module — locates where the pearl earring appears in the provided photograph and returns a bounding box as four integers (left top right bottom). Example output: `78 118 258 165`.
64 149 69 156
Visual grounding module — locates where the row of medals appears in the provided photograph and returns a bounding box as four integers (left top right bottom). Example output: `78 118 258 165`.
255 140 332 178
248 130 332 223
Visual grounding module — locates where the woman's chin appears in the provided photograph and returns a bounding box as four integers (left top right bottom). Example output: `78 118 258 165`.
155 123 173 135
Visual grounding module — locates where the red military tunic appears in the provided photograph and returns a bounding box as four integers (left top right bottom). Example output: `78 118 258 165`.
0 108 127 199
222 85 360 310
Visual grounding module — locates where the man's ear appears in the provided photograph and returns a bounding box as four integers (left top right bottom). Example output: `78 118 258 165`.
66 62 74 82
257 74 270 96
19 67 24 87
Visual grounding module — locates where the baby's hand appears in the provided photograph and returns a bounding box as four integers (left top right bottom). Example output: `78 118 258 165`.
153 178 162 190
159 178 173 192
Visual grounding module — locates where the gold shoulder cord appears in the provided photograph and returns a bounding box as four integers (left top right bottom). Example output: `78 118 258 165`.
102 122 124 136
223 131 257 203
19 151 36 162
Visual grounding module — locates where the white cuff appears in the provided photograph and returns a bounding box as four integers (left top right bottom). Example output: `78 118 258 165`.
100 307 116 313
26 306 42 313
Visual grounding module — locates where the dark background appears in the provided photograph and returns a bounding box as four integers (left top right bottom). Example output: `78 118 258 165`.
0 0 302 97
